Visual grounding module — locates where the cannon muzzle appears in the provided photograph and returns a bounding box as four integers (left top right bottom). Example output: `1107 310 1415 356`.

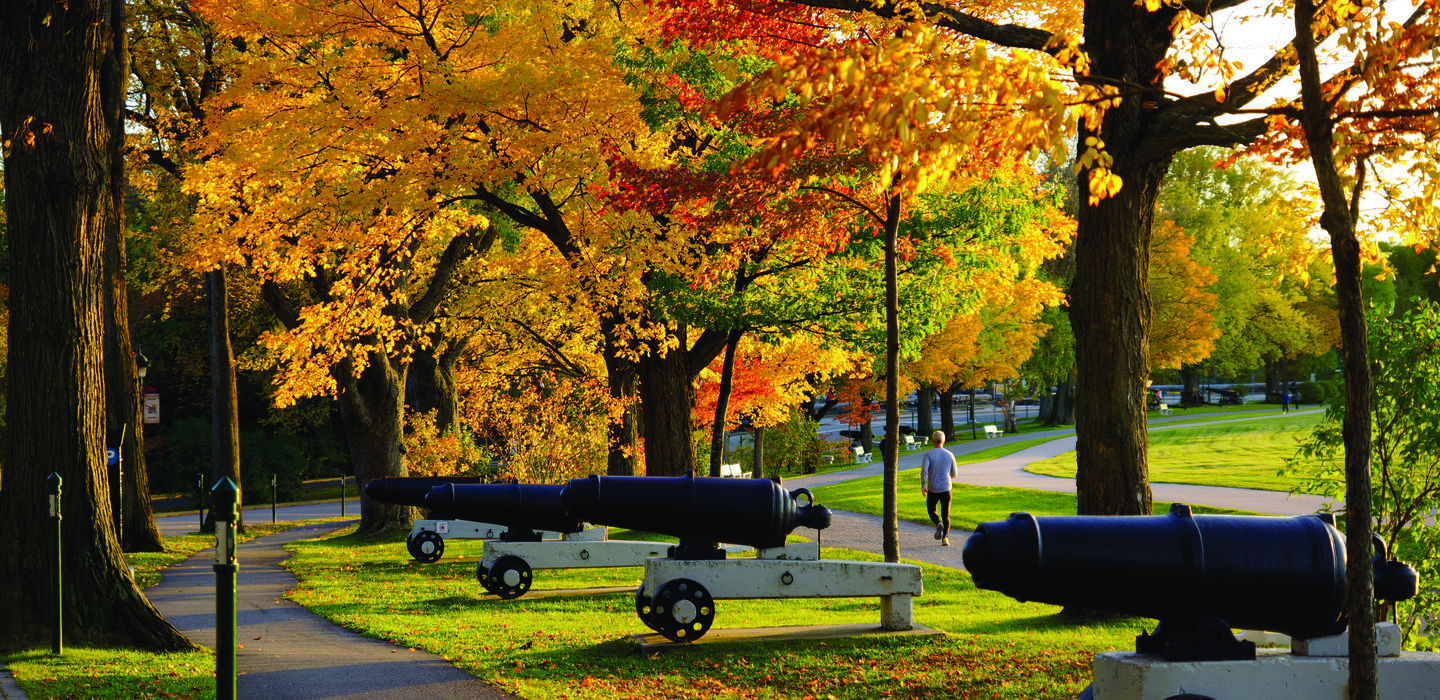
423 482 583 537
364 476 487 508
559 474 831 553
962 505 1418 649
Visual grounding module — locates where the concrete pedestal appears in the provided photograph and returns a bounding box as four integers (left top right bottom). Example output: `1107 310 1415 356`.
1093 649 1440 699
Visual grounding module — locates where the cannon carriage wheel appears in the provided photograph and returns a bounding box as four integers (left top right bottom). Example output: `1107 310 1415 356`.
475 563 498 595
485 555 533 600
646 578 714 643
634 586 661 632
410 530 445 563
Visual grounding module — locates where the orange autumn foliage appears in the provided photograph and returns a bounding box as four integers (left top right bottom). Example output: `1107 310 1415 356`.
1149 219 1220 370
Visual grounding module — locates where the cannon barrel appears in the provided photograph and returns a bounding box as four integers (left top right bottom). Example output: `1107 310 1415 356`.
558 474 831 551
364 476 487 508
423 482 583 535
962 505 1419 642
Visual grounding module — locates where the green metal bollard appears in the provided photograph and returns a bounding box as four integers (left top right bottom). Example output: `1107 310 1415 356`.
212 477 239 700
197 472 205 531
270 473 276 524
47 472 62 655
340 474 345 517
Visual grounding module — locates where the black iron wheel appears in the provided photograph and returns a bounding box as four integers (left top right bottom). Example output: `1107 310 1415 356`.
485 555 533 600
476 562 497 594
647 578 714 643
634 585 661 632
404 531 418 559
410 530 445 563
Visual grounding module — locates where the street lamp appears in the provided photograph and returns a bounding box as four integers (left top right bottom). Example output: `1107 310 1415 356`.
136 352 149 382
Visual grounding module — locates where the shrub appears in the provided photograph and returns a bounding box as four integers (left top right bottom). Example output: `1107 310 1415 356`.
1296 380 1326 405
1287 301 1440 650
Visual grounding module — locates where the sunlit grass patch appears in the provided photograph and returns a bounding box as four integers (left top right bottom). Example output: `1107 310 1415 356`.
283 526 1141 699
810 479 1255 531
2 646 214 700
1024 412 1323 492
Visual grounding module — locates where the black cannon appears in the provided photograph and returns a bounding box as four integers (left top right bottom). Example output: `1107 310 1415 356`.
559 474 831 558
364 476 487 508
1203 386 1245 405
424 482 584 541
962 504 1419 661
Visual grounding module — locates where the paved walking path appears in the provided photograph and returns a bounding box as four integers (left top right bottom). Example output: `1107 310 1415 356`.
789 408 1329 516
144 520 513 699
786 408 1329 573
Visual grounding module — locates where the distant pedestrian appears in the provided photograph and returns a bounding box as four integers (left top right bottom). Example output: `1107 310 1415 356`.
920 430 959 546
1280 390 1290 413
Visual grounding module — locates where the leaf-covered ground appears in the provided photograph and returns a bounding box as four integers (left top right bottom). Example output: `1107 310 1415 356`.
284 528 1140 698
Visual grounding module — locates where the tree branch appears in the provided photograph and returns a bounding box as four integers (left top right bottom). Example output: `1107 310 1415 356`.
261 281 303 331
409 222 498 324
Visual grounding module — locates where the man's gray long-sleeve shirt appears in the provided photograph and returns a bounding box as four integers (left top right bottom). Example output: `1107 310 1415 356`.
921 447 957 492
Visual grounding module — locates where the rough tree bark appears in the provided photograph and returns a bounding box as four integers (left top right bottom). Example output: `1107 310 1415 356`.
101 0 163 553
881 191 903 563
708 329 743 477
602 345 639 476
752 426 766 479
408 335 466 434
261 285 413 535
939 387 955 438
637 340 698 477
917 385 934 436
338 352 412 534
1293 0 1375 694
0 0 191 649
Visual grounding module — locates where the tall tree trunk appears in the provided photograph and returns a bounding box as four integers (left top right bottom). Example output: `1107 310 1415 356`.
636 343 697 477
601 322 638 476
101 0 162 553
339 352 411 534
606 362 639 476
860 409 874 451
1068 0 1183 516
751 426 765 479
939 388 955 437
408 336 464 433
1180 364 1203 406
203 267 242 533
917 385 934 436
968 388 978 439
1294 0 1375 694
1047 371 1078 427
882 191 902 563
0 0 190 649
1264 361 1282 402
708 330 742 477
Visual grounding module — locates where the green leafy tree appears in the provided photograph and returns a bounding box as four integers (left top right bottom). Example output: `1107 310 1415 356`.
1288 300 1440 651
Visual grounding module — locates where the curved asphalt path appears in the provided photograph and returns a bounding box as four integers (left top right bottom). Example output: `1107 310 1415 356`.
143 519 513 700
787 407 1330 573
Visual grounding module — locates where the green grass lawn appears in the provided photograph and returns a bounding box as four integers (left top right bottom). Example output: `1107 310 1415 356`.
278 526 1140 699
1 646 214 699
811 479 1256 533
1023 412 1323 492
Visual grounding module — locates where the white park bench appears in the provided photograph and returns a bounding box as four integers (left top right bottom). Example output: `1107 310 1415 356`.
983 425 1003 439
852 445 872 463
902 434 917 450
1159 403 1172 416
719 463 750 478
